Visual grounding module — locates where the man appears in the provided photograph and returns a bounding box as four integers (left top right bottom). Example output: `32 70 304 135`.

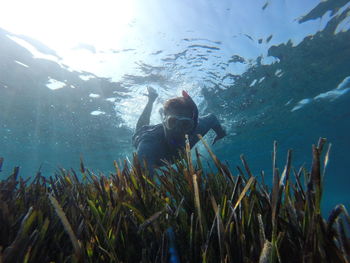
132 87 226 173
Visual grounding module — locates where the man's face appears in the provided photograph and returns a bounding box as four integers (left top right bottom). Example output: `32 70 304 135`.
163 110 194 138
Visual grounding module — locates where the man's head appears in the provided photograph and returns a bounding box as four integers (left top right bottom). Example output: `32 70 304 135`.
161 91 198 138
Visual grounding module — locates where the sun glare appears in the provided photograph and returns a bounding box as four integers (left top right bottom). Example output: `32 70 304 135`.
0 0 136 52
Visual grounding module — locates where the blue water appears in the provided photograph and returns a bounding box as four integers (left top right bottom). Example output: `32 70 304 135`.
0 0 349 216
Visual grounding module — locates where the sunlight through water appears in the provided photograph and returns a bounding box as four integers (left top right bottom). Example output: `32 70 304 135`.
0 0 350 216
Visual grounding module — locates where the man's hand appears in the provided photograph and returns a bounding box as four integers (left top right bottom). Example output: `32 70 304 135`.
146 86 158 102
212 127 227 145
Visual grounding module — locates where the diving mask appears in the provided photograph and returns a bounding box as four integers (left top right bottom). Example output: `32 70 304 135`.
163 115 195 132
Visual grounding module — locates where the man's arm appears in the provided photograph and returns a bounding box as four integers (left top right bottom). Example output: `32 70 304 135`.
136 87 158 131
192 113 226 146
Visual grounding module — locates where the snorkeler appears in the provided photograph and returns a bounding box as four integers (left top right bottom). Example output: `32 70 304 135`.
132 87 226 173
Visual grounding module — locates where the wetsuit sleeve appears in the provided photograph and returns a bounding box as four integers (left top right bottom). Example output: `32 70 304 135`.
132 124 165 175
136 138 166 175
136 141 156 174
190 113 225 146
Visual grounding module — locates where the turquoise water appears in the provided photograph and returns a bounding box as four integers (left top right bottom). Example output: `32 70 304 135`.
0 0 349 215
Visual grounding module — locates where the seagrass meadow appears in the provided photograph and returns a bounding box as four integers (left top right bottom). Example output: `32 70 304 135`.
0 137 349 263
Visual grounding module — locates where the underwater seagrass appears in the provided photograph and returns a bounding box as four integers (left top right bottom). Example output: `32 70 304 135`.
0 137 349 263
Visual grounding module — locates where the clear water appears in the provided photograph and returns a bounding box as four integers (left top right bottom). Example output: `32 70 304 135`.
0 0 349 215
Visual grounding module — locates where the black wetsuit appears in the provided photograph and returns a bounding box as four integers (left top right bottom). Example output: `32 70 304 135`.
132 113 222 171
